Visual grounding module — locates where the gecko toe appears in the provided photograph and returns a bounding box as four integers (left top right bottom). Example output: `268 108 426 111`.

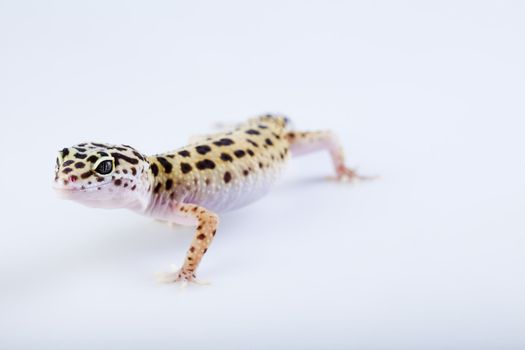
155 265 208 286
335 166 379 183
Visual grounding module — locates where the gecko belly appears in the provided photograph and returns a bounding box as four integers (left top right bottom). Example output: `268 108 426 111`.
182 159 288 213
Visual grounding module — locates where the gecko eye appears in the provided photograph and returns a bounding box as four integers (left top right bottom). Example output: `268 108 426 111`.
95 160 113 175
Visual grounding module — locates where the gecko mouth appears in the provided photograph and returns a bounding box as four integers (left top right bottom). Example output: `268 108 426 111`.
53 181 113 196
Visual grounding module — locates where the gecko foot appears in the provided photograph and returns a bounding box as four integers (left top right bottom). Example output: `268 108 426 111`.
334 166 379 182
155 265 210 287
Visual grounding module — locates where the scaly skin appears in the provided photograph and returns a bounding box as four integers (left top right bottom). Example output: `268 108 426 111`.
53 114 367 284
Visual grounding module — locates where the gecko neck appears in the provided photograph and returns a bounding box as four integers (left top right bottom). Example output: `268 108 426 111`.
126 162 157 213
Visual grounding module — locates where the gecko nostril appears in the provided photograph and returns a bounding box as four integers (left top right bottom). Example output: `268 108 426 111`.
69 175 78 183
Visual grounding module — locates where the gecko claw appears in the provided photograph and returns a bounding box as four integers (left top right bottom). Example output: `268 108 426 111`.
333 166 379 183
155 264 209 286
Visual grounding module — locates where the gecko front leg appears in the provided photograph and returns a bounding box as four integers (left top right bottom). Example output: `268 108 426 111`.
286 130 374 181
157 204 219 285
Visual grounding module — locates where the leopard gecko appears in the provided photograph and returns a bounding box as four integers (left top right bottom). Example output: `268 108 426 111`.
53 114 369 284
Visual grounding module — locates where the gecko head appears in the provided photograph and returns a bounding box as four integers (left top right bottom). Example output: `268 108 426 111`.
53 142 150 208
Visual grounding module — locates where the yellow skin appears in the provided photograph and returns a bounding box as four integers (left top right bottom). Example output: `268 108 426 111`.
54 114 368 284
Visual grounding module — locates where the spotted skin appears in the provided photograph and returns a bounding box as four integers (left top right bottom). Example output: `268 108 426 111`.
53 114 365 284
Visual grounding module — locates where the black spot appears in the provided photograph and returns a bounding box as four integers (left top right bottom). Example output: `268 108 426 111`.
131 167 137 176
258 124 268 129
180 162 192 174
150 163 159 176
157 156 173 173
265 138 273 146
111 152 139 165
247 149 254 156
165 179 173 190
87 155 98 163
259 162 263 169
178 150 190 157
223 171 232 183
243 170 249 176
166 154 175 158
61 148 69 157
197 233 206 240
213 138 235 146
195 145 212 155
74 153 87 159
92 142 107 148
246 139 259 147
154 183 162 193
98 151 109 157
234 150 246 158
114 147 127 152
63 160 74 166
272 132 281 140
196 159 216 170
132 151 146 161
123 169 128 174
81 170 93 179
74 147 87 152
131 185 136 191
75 162 85 169
220 153 233 162
246 129 260 135
62 168 73 174
114 179 122 186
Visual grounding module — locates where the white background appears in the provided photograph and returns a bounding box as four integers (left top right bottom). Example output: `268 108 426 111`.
1 1 524 349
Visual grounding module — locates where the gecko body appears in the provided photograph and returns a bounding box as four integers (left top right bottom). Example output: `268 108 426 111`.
54 114 366 283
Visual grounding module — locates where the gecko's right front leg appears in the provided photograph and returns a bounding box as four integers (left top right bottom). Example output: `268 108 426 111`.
157 203 219 285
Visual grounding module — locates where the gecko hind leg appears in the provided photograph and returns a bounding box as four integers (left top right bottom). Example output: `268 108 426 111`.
286 130 377 182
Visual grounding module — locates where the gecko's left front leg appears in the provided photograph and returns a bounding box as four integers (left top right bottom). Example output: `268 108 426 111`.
157 204 219 284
